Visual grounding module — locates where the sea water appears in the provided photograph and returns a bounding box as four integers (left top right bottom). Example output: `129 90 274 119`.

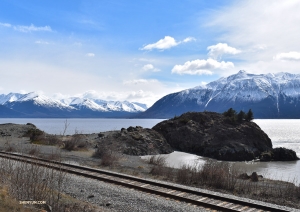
0 118 299 183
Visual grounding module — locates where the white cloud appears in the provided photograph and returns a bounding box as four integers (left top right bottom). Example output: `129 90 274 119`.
86 53 95 57
183 37 196 43
206 1 300 73
0 22 11 27
140 36 195 51
142 64 160 72
171 58 234 75
123 79 159 85
0 22 52 33
207 43 241 59
274 52 300 61
141 36 177 50
142 64 154 71
14 24 52 32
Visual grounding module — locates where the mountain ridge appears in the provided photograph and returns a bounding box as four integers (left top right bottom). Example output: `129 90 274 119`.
139 70 300 118
0 92 147 118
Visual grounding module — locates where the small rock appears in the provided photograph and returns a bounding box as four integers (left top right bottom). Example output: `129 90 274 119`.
98 133 105 138
87 194 95 198
250 172 259 182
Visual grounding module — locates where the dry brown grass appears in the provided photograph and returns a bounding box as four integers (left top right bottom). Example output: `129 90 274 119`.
0 186 36 212
0 157 67 211
147 158 300 208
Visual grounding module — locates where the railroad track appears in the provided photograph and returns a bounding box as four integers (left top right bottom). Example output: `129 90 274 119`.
0 151 292 212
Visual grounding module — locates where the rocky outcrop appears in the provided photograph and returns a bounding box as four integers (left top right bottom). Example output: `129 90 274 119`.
95 126 173 156
0 123 37 138
260 147 299 161
152 112 274 161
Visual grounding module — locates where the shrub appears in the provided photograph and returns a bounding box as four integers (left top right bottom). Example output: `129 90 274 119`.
93 146 119 166
44 135 63 146
0 158 67 211
24 129 45 143
63 134 87 151
176 164 195 184
148 155 167 166
100 152 119 166
27 145 41 156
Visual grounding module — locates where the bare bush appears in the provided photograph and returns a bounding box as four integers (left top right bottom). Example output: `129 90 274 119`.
63 138 77 151
26 145 41 156
44 135 63 146
92 146 106 158
148 155 167 166
176 164 194 184
100 152 120 166
93 143 120 167
149 165 165 176
63 134 87 151
4 144 17 153
0 158 67 211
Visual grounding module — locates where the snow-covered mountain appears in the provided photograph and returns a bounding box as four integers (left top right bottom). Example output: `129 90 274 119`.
0 93 23 104
140 70 300 118
0 92 147 118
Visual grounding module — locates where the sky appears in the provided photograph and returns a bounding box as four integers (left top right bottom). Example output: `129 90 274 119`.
1 0 300 106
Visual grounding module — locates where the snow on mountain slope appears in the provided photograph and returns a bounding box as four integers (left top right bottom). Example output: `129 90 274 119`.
179 70 300 105
0 93 23 104
15 92 75 110
0 92 147 115
141 70 300 118
104 101 146 112
69 98 108 112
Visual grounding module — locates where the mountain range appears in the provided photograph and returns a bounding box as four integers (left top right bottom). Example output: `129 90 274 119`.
2 70 300 118
139 70 300 118
0 92 147 118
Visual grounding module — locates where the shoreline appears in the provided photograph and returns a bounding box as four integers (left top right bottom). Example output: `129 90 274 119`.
0 123 300 210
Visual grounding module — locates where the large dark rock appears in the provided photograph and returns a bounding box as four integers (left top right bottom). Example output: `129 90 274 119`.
260 147 299 161
153 112 273 161
95 126 173 156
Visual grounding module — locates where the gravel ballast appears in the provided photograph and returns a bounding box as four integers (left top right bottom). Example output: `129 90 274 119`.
62 173 209 212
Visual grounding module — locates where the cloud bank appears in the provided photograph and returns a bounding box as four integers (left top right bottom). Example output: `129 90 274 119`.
207 43 241 59
171 59 233 75
274 52 300 61
0 22 52 33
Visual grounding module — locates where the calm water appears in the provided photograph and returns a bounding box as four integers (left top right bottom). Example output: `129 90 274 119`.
0 118 165 135
0 118 299 183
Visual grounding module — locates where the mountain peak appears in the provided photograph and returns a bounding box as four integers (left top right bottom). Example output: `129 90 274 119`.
140 71 300 118
238 70 247 74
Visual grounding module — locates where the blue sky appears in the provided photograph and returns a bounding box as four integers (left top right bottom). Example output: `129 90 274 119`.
1 0 300 106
